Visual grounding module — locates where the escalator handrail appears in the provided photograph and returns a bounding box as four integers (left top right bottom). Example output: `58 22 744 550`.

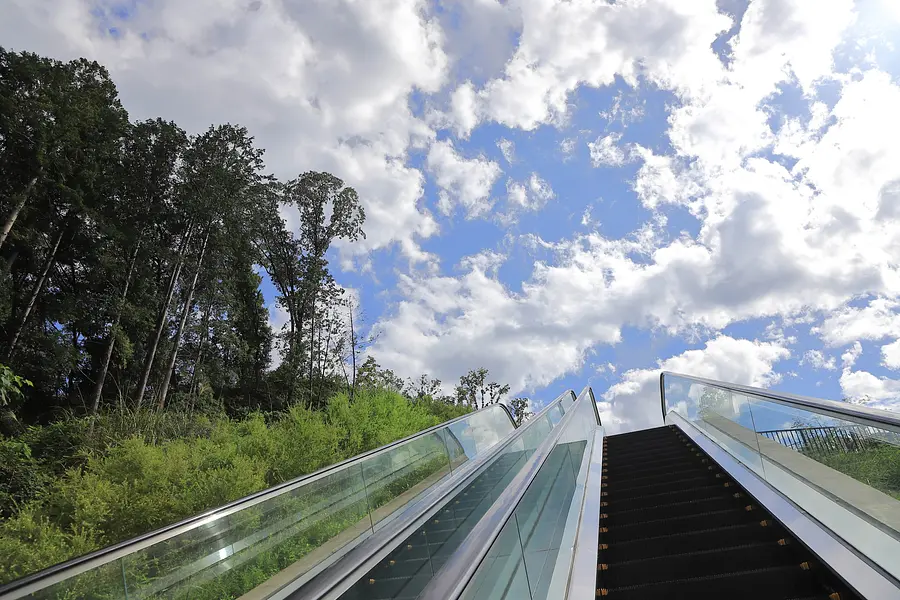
418 386 599 600
288 389 578 600
660 371 900 430
0 401 515 597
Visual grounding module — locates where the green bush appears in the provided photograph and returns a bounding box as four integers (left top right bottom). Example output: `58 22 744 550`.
0 387 465 590
0 439 50 518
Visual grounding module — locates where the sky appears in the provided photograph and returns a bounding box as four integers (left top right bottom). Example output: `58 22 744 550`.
4 0 900 433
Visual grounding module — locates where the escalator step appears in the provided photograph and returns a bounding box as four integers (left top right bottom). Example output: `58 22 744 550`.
602 482 733 510
597 565 824 600
599 507 761 544
601 521 785 563
601 494 749 526
597 426 859 600
599 542 800 587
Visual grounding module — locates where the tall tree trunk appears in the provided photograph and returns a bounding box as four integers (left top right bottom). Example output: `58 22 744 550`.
134 223 194 408
157 228 210 410
349 301 357 401
6 223 65 359
308 293 315 409
0 176 38 251
89 240 140 415
188 302 211 402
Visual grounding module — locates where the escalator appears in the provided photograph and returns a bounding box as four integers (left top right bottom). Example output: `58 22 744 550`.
596 426 856 600
341 452 525 600
4 374 900 600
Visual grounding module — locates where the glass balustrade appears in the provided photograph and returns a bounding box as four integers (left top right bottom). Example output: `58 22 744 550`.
458 390 601 600
8 405 515 600
662 373 900 582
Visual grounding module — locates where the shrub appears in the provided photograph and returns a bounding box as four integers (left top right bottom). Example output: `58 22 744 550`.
0 387 464 589
0 439 50 518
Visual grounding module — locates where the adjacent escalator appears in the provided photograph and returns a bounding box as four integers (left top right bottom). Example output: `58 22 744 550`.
339 451 527 600
596 426 859 600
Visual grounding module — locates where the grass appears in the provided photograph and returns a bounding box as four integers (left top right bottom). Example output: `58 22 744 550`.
804 442 900 501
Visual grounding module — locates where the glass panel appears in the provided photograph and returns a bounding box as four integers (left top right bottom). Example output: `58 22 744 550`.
663 376 765 477
343 398 570 600
25 558 126 600
123 462 372 600
366 432 452 529
12 405 514 600
458 517 531 600
458 394 597 600
445 405 516 460
662 374 900 581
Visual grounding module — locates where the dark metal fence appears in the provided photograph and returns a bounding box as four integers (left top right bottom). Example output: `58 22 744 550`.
758 425 884 454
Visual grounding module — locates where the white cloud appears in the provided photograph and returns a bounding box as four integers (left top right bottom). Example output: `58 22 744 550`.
600 336 790 433
588 133 629 167
841 341 863 369
559 137 577 158
882 339 900 370
497 138 515 164
426 139 502 218
445 0 732 132
729 0 856 97
632 146 703 210
0 0 450 261
506 179 528 209
528 173 555 204
581 206 600 228
502 173 555 219
814 298 900 346
839 368 900 410
802 350 837 371
599 91 645 128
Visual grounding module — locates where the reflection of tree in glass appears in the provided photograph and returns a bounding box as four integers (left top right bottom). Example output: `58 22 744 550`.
698 387 731 419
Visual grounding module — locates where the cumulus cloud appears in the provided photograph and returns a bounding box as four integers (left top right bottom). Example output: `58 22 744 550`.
1 0 451 260
501 173 555 220
600 336 790 433
840 368 900 410
426 139 502 218
814 298 900 346
445 0 732 132
802 350 837 371
588 133 629 167
882 339 900 370
841 341 863 369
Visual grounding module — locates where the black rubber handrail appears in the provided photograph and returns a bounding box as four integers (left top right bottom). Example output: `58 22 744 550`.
0 401 515 597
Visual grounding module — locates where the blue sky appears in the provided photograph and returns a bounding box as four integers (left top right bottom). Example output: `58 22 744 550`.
5 0 900 432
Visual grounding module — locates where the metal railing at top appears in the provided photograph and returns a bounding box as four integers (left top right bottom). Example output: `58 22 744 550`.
758 425 890 454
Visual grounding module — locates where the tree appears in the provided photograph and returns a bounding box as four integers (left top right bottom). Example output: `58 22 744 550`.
454 367 511 409
509 397 532 426
355 357 405 393
88 119 188 414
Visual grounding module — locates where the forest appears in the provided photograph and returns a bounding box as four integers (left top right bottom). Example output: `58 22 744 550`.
0 47 530 584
